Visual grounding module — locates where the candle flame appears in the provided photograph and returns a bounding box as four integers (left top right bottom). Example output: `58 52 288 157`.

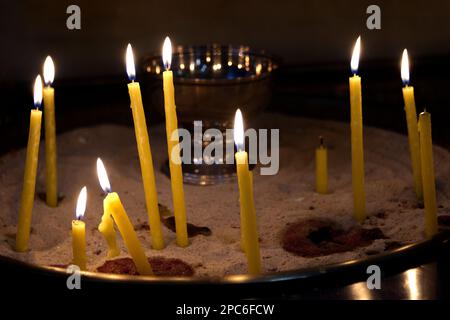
401 49 410 85
43 56 55 86
33 75 43 108
234 109 244 152
75 186 87 220
162 36 172 70
97 158 111 193
350 36 361 74
126 43 136 81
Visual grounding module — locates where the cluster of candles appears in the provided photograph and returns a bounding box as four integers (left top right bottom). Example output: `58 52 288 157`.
315 37 438 238
14 35 438 276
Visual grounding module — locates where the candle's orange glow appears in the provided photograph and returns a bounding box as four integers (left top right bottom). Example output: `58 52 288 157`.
163 36 172 70
126 43 136 81
75 186 87 220
43 56 55 86
350 36 361 74
33 75 43 108
234 109 244 152
401 49 410 85
97 158 111 193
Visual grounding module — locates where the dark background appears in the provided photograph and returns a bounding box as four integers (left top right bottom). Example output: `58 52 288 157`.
1 0 450 149
2 0 450 81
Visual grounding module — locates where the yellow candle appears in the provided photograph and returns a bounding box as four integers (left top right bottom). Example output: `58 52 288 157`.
162 37 188 247
126 44 164 250
401 49 423 201
97 158 153 275
234 109 261 275
418 111 438 238
98 207 120 258
349 36 366 223
72 186 87 270
315 136 328 194
43 56 58 207
16 76 43 252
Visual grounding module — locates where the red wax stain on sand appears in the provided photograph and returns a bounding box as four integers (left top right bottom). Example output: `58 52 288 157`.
97 257 194 276
282 218 387 257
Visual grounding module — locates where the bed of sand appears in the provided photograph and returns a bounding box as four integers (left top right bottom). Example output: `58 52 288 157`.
1 113 449 277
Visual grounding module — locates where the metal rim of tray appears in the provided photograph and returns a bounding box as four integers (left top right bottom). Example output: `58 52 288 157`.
1 231 448 287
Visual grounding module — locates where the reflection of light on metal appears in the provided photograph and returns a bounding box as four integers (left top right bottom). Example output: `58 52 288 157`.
268 62 273 72
245 55 250 66
146 67 151 72
349 281 372 300
406 269 420 300
180 63 185 70
228 61 232 67
189 63 195 72
155 65 161 75
255 63 262 75
237 64 243 69
206 56 211 63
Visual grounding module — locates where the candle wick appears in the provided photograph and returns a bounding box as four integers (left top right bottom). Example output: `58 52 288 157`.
319 136 324 147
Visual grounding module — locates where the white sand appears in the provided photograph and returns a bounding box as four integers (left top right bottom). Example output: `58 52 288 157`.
1 114 449 277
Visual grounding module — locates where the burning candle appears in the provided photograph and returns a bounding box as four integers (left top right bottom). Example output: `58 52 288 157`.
315 136 328 194
43 56 58 207
349 36 366 223
401 49 423 201
15 76 43 252
162 36 188 247
96 158 153 275
234 109 261 275
418 111 438 238
72 186 87 270
126 44 164 250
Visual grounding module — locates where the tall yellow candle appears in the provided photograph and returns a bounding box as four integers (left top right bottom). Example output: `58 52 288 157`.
349 36 366 223
418 111 438 238
72 186 87 270
162 36 188 247
234 109 261 275
401 49 423 201
16 76 43 252
97 158 153 275
125 44 164 250
315 136 328 194
43 56 58 207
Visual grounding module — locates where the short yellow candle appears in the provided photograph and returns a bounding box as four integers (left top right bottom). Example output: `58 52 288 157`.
43 56 58 207
401 49 423 201
125 44 164 250
234 109 261 275
418 111 438 238
315 136 328 194
98 207 120 258
72 186 87 270
16 76 43 252
349 36 366 223
162 37 188 247
97 158 153 275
